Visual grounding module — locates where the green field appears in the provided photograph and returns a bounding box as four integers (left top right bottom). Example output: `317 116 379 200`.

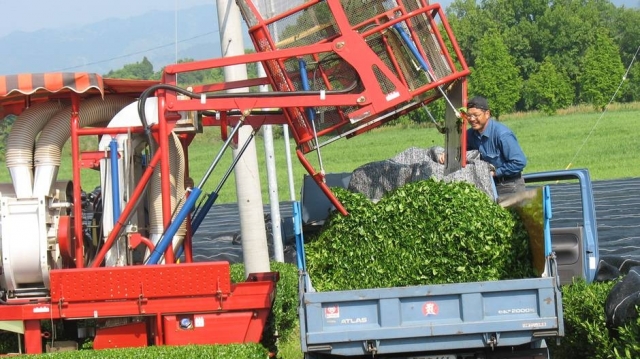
151 104 640 204
0 105 637 358
1 104 638 204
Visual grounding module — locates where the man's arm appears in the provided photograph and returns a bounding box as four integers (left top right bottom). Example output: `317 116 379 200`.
496 133 526 177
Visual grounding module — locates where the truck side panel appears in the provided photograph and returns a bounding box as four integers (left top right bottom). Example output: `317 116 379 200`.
301 276 561 356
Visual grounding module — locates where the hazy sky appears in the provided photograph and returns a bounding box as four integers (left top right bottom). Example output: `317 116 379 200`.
0 0 214 37
0 0 636 38
0 0 446 38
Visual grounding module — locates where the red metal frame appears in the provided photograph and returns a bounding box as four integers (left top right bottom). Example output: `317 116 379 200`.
0 0 470 354
93 322 148 350
70 95 84 268
159 0 469 216
0 264 278 353
0 75 279 354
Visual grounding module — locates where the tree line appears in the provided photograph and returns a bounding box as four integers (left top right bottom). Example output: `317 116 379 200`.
107 0 639 119
446 0 639 117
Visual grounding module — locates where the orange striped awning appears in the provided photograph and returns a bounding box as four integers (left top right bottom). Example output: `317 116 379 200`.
0 72 104 98
0 73 159 116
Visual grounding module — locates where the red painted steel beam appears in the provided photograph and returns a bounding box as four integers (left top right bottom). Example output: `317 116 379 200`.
48 282 274 319
201 114 289 127
163 42 334 77
70 94 84 268
52 262 233 302
0 274 276 323
191 77 271 93
76 126 146 136
24 320 42 354
157 95 175 264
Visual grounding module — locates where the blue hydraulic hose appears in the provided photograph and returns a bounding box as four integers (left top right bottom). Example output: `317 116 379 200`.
146 187 202 265
298 58 315 121
174 191 219 261
191 192 219 233
293 201 306 271
173 122 259 262
293 201 314 291
109 139 121 223
543 186 553 256
392 22 460 117
392 23 430 72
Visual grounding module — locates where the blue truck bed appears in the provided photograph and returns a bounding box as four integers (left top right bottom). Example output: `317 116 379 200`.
299 274 562 357
296 169 599 358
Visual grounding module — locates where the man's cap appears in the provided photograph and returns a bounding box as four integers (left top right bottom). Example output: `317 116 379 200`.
467 96 489 111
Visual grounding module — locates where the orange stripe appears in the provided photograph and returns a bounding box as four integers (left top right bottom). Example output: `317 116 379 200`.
44 72 64 92
74 73 91 92
18 73 33 92
95 75 104 96
0 76 6 96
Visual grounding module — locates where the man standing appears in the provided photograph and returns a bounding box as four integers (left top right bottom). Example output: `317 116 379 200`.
464 96 527 197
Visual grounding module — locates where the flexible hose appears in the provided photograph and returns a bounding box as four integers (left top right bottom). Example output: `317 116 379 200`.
6 101 67 198
33 95 134 196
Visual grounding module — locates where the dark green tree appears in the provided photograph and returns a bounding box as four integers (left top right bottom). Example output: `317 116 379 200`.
501 21 542 81
104 57 157 80
538 7 590 88
578 28 626 110
0 114 16 162
447 0 498 69
481 0 549 75
468 31 522 118
608 7 640 102
620 62 640 103
447 0 640 111
537 0 616 91
522 57 574 115
165 58 225 86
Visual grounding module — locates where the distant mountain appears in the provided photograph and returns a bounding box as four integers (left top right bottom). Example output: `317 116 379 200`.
0 5 250 76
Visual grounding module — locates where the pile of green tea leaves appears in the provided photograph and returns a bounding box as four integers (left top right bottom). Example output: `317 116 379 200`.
305 179 534 292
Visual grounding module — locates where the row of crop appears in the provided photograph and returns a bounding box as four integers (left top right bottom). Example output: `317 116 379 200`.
550 279 640 359
27 344 268 358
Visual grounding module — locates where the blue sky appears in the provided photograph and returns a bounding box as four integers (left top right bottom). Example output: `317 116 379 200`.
3 1 445 38
1 0 637 38
0 0 213 37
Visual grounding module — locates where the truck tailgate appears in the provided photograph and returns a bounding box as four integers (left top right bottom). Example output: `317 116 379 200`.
301 276 562 356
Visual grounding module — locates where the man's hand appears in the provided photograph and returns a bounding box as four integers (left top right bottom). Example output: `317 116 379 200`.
438 153 445 164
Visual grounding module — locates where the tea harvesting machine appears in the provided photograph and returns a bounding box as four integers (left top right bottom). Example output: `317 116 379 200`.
0 0 469 353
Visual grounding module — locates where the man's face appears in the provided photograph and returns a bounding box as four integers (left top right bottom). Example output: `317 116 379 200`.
466 108 490 132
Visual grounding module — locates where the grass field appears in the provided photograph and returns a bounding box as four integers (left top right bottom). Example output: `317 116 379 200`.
171 104 640 203
1 104 638 204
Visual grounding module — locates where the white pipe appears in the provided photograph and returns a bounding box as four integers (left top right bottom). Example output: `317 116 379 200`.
264 125 284 262
258 62 285 262
283 125 296 201
217 0 270 276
